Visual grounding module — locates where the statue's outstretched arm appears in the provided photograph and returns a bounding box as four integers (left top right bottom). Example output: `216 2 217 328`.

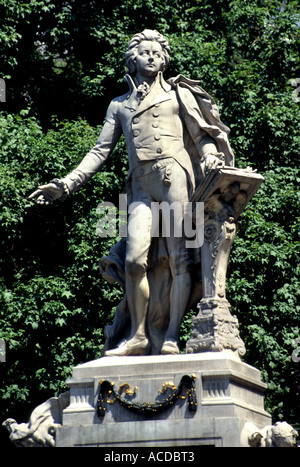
28 100 121 204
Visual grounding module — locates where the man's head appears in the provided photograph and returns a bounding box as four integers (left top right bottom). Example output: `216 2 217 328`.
125 30 170 75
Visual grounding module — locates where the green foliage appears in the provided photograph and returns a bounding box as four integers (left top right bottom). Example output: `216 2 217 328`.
0 0 299 443
0 113 126 431
226 167 299 426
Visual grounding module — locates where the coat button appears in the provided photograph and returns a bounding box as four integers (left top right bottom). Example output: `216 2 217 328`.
153 111 159 117
133 129 140 137
133 117 140 124
154 134 160 140
136 143 141 149
152 123 158 128
156 147 162 154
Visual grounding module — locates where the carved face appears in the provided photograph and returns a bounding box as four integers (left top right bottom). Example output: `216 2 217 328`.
134 40 165 78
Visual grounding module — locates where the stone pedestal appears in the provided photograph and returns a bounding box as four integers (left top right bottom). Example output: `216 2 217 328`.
186 299 246 356
56 352 271 447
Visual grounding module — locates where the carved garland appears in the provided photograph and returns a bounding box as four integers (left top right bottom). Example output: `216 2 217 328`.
97 374 197 417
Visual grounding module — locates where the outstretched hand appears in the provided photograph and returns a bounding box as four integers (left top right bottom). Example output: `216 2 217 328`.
28 182 64 205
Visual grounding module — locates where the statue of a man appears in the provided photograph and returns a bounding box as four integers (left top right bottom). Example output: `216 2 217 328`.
30 30 234 357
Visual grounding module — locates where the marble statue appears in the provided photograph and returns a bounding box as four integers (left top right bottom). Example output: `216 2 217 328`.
241 421 299 448
29 29 264 357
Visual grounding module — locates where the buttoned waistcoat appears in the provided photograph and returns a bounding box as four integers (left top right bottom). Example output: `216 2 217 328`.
63 73 223 194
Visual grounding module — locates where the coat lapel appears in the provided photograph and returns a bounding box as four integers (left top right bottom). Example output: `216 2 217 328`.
133 92 172 115
124 73 172 115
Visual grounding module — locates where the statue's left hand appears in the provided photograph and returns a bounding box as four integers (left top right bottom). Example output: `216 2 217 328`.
203 153 225 174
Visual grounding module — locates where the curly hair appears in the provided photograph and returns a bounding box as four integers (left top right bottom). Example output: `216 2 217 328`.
125 29 170 74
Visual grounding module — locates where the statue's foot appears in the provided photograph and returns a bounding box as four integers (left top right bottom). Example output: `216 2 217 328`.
104 338 149 357
161 340 179 355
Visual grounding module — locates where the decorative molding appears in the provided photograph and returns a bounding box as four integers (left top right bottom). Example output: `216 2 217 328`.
203 377 229 399
186 299 246 357
96 375 197 417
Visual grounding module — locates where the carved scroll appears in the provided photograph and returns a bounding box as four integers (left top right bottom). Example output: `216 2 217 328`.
186 167 264 357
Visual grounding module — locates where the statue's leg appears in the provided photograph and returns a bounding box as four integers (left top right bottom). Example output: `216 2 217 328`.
105 201 155 356
160 163 192 354
161 270 192 354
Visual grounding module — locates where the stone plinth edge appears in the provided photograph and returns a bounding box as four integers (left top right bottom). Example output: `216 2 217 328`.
56 352 271 447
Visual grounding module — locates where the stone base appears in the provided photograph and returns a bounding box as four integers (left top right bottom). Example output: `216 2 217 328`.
186 299 246 357
56 352 271 447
